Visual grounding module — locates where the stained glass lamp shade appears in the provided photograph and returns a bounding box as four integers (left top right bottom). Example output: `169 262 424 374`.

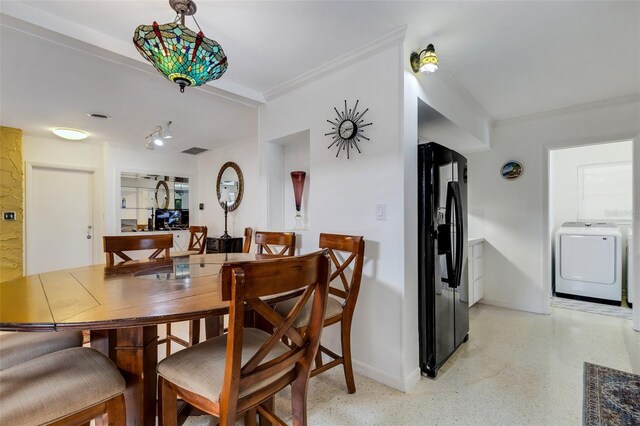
133 21 227 93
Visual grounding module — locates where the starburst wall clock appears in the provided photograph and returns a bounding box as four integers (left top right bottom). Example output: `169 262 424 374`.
325 100 372 159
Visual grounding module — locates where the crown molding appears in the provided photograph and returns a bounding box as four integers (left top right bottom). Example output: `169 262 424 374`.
495 93 640 127
0 9 265 106
264 25 408 101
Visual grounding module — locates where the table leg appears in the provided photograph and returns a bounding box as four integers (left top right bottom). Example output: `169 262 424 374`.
204 315 224 339
91 326 158 426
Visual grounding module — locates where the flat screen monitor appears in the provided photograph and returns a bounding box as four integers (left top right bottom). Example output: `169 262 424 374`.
155 209 181 229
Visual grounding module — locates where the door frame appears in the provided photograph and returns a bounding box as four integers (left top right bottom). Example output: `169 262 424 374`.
24 162 103 274
542 139 637 328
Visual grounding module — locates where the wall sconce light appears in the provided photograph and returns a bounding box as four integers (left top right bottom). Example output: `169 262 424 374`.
410 44 439 73
145 121 173 150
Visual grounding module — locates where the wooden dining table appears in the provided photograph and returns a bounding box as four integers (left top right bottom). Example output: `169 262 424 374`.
0 253 272 426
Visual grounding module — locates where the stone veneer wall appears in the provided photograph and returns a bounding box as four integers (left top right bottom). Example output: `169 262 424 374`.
0 126 23 282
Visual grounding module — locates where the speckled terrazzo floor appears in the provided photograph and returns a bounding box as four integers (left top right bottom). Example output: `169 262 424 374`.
183 303 639 425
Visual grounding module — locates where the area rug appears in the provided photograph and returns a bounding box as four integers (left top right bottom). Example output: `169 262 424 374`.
584 362 640 425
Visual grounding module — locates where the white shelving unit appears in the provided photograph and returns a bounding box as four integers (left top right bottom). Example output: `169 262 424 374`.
468 239 484 306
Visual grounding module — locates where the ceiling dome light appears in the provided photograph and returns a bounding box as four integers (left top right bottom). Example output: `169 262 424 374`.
410 43 439 74
52 128 88 140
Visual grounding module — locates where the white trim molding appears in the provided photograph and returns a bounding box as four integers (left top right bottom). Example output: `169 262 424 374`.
264 26 408 101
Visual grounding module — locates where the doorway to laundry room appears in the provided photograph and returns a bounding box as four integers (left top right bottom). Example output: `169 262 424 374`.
548 140 634 320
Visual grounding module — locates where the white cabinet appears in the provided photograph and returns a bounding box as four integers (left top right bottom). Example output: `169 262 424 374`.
172 230 190 251
468 240 484 306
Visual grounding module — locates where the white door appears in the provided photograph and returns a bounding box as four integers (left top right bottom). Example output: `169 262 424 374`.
26 165 96 274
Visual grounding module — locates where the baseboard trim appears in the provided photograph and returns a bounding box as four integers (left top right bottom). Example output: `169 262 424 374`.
478 297 545 315
404 367 422 392
352 359 408 392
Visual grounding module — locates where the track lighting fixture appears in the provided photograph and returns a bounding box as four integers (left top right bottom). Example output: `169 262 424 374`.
145 121 173 149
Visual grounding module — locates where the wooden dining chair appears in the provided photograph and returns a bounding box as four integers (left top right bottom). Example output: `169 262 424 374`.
103 234 173 266
254 231 296 256
0 330 84 371
242 227 253 253
275 233 365 393
173 226 208 257
0 347 126 425
157 250 330 426
165 226 208 356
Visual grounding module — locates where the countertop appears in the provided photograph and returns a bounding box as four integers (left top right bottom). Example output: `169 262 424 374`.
468 237 485 245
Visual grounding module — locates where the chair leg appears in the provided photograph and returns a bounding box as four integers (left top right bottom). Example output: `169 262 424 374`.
341 321 356 394
105 394 126 426
166 323 172 357
158 377 178 426
290 378 308 426
244 407 257 426
258 397 275 426
314 347 323 369
190 319 201 345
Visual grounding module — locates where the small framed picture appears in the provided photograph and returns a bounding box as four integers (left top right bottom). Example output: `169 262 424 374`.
500 161 523 180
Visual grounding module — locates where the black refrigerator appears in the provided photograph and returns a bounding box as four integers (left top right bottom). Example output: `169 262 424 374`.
418 142 469 378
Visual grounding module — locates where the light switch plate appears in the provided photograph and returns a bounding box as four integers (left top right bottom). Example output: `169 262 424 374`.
376 204 386 221
3 211 16 221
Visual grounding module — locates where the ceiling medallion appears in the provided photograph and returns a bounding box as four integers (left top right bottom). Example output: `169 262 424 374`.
133 0 228 93
325 100 372 159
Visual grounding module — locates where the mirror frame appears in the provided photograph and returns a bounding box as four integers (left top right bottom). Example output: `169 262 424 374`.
155 180 170 209
216 162 244 212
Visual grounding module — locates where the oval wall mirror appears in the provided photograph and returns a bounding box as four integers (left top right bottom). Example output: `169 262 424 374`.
155 180 170 209
216 162 243 212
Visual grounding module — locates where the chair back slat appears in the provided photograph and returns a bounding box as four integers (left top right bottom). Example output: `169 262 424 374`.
219 250 330 416
254 231 295 256
238 348 305 393
187 226 208 254
103 234 173 266
243 227 253 253
319 233 365 307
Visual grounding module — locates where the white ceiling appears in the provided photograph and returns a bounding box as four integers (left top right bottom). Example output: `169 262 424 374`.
0 22 257 151
1 0 638 145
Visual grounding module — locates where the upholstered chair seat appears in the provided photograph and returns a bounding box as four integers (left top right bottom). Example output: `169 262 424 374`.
0 347 126 425
0 331 83 371
275 296 343 328
158 328 290 402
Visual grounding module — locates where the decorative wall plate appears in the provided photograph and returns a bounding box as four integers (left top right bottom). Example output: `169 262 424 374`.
325 100 372 159
500 161 523 180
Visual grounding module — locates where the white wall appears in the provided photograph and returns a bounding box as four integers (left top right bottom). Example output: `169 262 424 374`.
22 135 201 239
467 100 640 314
633 135 639 331
550 141 632 234
259 43 407 390
196 139 260 238
104 145 198 235
402 70 494 391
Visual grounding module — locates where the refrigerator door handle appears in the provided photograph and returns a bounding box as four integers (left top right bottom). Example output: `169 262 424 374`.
445 183 456 287
450 181 465 288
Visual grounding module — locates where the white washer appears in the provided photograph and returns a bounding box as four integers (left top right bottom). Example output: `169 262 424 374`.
628 229 634 306
555 222 622 304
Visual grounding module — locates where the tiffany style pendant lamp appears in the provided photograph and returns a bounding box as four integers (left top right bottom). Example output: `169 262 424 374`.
133 0 228 93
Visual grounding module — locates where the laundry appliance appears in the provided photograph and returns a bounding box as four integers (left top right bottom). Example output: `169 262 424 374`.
555 222 621 304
